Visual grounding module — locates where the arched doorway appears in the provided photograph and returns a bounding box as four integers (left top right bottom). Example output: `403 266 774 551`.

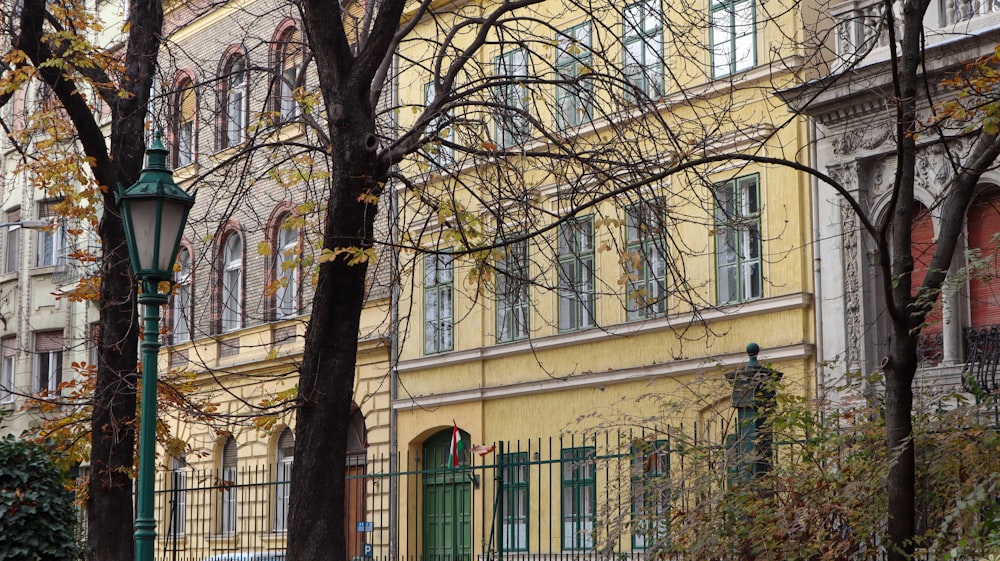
422 427 472 561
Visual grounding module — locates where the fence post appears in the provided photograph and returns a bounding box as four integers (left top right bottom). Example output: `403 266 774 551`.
726 343 782 480
496 441 505 561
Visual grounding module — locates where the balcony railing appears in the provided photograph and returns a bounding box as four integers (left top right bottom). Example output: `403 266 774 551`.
834 0 1000 60
947 0 1000 24
963 324 1000 397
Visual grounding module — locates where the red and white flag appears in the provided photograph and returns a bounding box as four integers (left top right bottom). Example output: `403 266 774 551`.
447 421 463 468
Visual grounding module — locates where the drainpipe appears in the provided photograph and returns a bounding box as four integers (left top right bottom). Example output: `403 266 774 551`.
388 51 400 561
810 119 825 409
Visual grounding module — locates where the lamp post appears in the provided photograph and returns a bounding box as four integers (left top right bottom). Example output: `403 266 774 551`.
118 132 195 561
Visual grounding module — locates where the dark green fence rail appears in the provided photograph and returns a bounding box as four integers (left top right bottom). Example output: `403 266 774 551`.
150 427 778 561
150 426 812 561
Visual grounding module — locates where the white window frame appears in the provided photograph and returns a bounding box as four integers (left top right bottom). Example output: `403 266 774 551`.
496 239 530 343
1 338 15 404
278 30 302 122
555 22 593 129
174 83 196 167
220 437 238 535
221 234 243 332
623 0 664 100
715 174 762 304
424 81 454 167
494 49 530 148
558 217 595 332
168 456 187 537
423 253 454 354
224 56 248 148
4 209 20 274
274 429 294 532
35 206 66 268
173 247 192 343
625 198 668 320
32 332 63 396
711 0 755 78
275 223 299 319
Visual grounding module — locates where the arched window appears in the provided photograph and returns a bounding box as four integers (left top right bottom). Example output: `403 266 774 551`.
172 246 192 343
275 218 300 319
274 428 294 532
220 437 238 534
220 233 243 332
968 192 1000 329
910 203 942 363
222 54 247 148
275 26 302 121
172 77 196 167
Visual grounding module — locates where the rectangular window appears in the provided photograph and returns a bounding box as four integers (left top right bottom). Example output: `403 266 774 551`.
88 323 99 372
168 459 187 537
424 81 454 167
280 65 298 121
494 49 530 147
278 30 303 122
35 202 66 268
501 452 529 551
561 446 596 550
173 257 192 344
1 337 15 404
33 331 63 395
4 208 20 274
275 227 299 319
556 22 593 128
711 0 755 78
715 174 762 304
623 0 664 100
632 440 669 549
496 240 529 343
558 217 595 332
176 87 195 167
424 253 454 354
625 198 668 320
274 455 293 532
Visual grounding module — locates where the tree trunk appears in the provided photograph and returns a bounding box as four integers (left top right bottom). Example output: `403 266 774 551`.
286 88 382 561
84 4 161 554
884 329 917 561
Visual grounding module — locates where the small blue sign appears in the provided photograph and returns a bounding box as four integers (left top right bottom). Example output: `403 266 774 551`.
363 543 373 558
357 521 373 533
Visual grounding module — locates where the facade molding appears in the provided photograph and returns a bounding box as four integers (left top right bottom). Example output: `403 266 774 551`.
398 292 813 373
393 342 814 410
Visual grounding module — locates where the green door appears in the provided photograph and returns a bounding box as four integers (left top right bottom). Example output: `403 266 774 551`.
423 428 472 561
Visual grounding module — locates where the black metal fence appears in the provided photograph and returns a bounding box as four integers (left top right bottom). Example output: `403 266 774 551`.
151 429 754 561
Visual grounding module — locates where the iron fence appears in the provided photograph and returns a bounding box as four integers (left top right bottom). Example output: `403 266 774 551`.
150 427 795 561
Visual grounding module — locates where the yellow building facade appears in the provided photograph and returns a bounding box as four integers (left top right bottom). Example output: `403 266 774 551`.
391 0 818 557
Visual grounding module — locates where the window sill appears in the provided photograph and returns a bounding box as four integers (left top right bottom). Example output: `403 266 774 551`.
206 534 238 550
173 162 199 182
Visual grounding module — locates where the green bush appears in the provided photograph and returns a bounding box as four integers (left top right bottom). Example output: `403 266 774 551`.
0 436 80 561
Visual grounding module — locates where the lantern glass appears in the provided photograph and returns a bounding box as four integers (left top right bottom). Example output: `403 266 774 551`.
124 196 189 278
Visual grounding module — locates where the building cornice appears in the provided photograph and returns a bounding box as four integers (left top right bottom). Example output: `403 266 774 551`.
393 342 814 410
398 292 813 373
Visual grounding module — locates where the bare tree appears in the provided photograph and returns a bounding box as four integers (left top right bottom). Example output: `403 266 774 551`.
0 0 163 559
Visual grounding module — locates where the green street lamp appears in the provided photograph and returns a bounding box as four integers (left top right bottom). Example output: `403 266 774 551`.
118 132 196 561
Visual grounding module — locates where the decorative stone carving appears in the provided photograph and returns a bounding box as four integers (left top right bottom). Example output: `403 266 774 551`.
826 161 864 372
914 143 955 195
841 194 863 371
828 162 859 194
833 123 894 156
